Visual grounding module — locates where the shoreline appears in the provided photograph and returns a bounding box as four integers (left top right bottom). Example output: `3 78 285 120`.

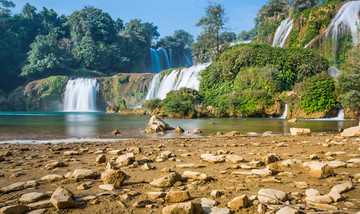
0 133 359 213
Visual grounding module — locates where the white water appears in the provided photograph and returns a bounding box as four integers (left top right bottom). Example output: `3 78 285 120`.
312 109 345 121
145 63 211 100
306 1 360 48
328 67 340 78
149 48 193 73
280 104 288 119
63 78 99 112
272 18 293 47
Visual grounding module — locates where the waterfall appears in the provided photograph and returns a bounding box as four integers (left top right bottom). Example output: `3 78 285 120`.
328 67 340 78
145 63 211 100
305 1 360 48
272 18 293 47
332 109 345 120
63 78 99 112
149 48 193 73
280 104 288 119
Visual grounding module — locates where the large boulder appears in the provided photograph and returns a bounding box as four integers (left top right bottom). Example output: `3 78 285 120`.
290 128 311 136
101 170 127 188
143 116 174 133
341 124 360 137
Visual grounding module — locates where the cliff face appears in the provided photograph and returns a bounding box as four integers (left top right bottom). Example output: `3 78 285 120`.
1 73 154 111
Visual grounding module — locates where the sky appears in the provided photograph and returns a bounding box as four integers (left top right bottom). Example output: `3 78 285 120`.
11 0 268 39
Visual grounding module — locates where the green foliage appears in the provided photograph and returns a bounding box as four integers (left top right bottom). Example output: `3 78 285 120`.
337 45 360 108
255 0 289 24
238 28 257 41
39 76 68 98
256 18 282 43
299 73 336 113
290 0 319 12
143 98 163 111
219 31 237 43
193 2 228 63
163 88 203 117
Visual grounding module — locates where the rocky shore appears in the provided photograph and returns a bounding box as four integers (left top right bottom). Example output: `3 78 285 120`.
0 132 360 214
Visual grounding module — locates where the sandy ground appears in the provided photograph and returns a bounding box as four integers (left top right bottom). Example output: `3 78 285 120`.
0 133 360 213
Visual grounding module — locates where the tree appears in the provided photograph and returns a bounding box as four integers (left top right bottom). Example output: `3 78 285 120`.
255 0 289 25
219 31 236 43
290 0 319 12
194 2 228 62
238 28 257 41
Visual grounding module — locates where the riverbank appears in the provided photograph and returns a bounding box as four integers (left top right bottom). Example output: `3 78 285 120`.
0 133 359 213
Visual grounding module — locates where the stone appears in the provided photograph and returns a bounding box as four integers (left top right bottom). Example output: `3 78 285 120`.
28 200 53 209
141 163 153 171
99 184 115 191
305 189 320 197
77 183 90 190
294 182 309 189
71 169 98 179
27 209 47 214
227 195 248 209
115 153 135 166
325 160 346 168
0 182 25 193
330 182 353 194
206 207 231 214
150 172 181 187
347 158 360 163
225 155 244 163
146 192 166 200
44 162 65 170
200 154 225 163
258 189 287 204
165 191 191 203
63 150 79 156
19 192 45 203
174 126 185 134
50 193 75 210
305 195 332 204
303 161 334 178
101 170 127 188
95 154 106 164
276 207 299 214
211 190 222 198
176 164 205 169
328 191 342 202
341 125 360 137
112 129 121 136
193 129 202 134
262 154 280 165
161 151 173 159
288 118 297 123
0 205 29 214
40 174 64 182
201 198 218 207
290 128 311 136
162 202 203 214
143 116 174 133
183 171 211 181
132 200 151 208
280 159 302 167
251 168 273 176
108 150 122 155
53 186 74 199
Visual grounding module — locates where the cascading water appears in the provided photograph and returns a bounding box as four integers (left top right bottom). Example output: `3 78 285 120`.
272 18 293 47
305 1 360 48
63 78 99 112
328 67 340 78
280 104 288 119
149 47 193 73
145 63 211 100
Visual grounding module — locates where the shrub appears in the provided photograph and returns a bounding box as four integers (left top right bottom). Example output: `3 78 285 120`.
143 98 163 111
163 88 203 117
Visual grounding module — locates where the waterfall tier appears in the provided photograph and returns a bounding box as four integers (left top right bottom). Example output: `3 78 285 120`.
328 67 340 78
272 18 293 47
63 78 99 112
145 63 211 100
280 104 288 119
149 48 193 73
306 1 360 48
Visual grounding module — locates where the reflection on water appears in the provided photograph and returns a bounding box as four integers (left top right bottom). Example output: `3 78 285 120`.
65 113 99 137
0 111 358 141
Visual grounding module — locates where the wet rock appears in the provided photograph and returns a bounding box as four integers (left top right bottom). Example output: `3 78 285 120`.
165 191 191 203
200 154 225 163
162 202 203 214
227 195 248 209
115 153 135 166
70 169 99 179
290 128 311 136
0 205 29 214
19 192 45 203
143 116 174 133
174 126 185 134
112 129 121 136
192 129 202 134
303 161 335 178
330 182 353 194
40 174 64 182
101 170 127 188
183 171 211 181
258 189 287 204
95 154 106 164
225 155 244 164
150 172 181 187
44 162 65 170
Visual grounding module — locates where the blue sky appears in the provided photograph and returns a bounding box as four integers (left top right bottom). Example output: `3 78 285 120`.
11 0 267 39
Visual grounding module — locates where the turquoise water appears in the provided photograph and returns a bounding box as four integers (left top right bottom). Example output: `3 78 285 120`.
0 111 358 141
